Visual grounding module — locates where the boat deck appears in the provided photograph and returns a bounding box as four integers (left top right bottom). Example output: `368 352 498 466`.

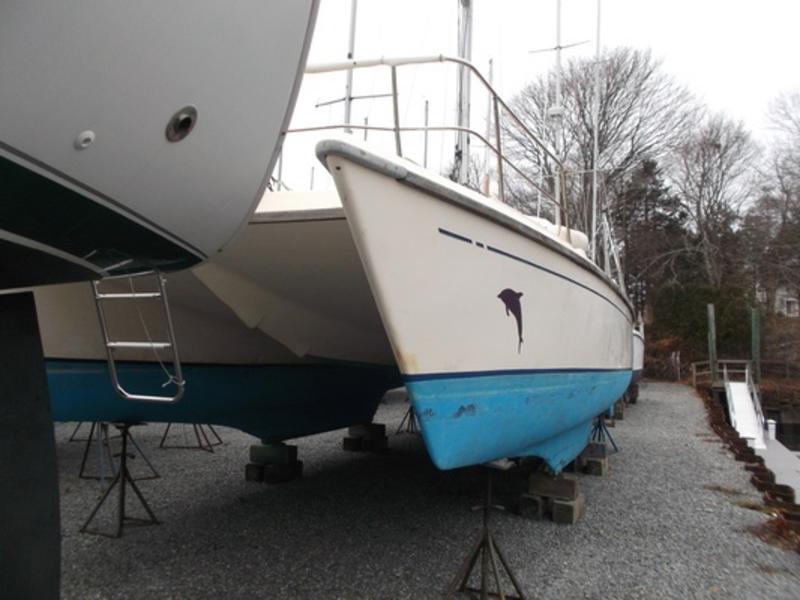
55 382 800 598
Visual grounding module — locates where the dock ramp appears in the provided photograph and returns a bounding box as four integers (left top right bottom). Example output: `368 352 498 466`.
724 373 766 450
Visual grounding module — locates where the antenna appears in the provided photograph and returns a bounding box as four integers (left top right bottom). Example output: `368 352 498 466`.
528 40 589 55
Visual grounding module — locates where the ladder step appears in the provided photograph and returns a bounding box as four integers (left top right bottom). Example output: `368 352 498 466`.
107 341 172 350
95 292 162 300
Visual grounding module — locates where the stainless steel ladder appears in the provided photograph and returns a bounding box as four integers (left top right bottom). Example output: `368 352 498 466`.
91 272 185 403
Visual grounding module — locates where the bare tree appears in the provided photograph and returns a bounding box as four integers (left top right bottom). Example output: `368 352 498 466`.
503 47 699 235
669 114 758 286
769 92 800 141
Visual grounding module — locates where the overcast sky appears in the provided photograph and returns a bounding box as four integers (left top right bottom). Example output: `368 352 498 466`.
280 0 800 190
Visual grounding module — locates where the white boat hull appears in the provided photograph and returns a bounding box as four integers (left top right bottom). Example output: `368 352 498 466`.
0 1 318 287
319 139 634 470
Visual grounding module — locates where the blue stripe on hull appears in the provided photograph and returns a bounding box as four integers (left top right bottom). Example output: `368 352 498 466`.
406 369 632 471
47 359 401 443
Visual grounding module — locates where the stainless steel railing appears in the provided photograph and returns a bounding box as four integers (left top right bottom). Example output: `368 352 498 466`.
296 54 569 228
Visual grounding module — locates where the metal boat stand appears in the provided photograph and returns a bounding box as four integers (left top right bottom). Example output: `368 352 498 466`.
395 406 419 435
159 422 223 452
78 422 115 480
80 422 160 538
69 421 90 442
590 413 619 454
445 463 526 599
78 421 158 481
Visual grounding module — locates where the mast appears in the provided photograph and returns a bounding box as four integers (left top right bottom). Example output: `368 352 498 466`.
551 0 563 227
591 0 601 261
455 0 473 185
344 0 358 132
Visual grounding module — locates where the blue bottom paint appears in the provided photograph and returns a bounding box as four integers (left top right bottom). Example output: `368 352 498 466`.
406 369 632 471
47 359 401 443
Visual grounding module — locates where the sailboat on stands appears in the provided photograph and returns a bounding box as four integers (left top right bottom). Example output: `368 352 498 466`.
315 132 633 470
299 0 633 470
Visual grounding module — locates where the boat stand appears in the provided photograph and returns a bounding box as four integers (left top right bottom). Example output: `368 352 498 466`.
591 413 618 454
395 406 419 435
80 423 160 538
78 422 115 480
69 421 90 442
79 421 158 481
445 465 526 599
159 422 223 452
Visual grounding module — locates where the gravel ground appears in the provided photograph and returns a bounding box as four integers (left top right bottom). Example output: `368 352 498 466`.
56 382 800 599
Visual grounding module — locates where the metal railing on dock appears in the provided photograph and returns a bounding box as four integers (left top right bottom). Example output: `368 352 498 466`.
691 359 750 388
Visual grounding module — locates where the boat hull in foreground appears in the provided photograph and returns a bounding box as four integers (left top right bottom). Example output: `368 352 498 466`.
0 0 318 287
320 139 633 471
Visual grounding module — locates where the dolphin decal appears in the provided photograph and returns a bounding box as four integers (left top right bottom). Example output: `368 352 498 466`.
498 288 524 353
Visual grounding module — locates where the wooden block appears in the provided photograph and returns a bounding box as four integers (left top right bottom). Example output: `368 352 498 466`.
566 456 587 473
249 443 297 465
516 494 546 520
528 472 579 501
263 461 303 484
582 442 607 460
342 436 362 451
348 423 386 439
360 436 388 452
583 456 608 476
244 462 265 482
552 492 586 525
613 400 624 420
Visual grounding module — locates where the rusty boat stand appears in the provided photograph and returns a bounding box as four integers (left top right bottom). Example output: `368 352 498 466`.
445 463 527 600
80 422 160 538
